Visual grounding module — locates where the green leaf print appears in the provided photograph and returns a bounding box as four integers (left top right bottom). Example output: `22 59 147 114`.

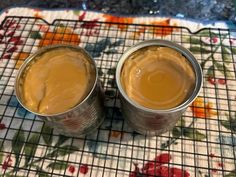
190 46 210 54
12 129 25 168
47 145 78 158
38 172 50 177
109 39 124 48
30 31 42 39
186 37 201 45
36 167 50 177
85 38 123 57
104 48 118 54
47 161 68 170
24 133 40 165
214 62 232 78
172 127 181 138
182 127 206 140
221 46 232 64
41 124 53 146
177 118 186 126
55 134 70 147
206 65 214 77
220 113 236 133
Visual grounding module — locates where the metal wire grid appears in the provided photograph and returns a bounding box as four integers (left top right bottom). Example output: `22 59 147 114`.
0 16 235 176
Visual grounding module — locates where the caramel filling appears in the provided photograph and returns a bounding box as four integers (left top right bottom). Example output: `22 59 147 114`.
22 48 95 114
121 46 195 109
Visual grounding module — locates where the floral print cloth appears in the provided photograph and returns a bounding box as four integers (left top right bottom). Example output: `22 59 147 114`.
0 7 235 177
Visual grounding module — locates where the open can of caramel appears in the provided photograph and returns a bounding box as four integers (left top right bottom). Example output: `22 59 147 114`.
116 40 202 136
15 44 105 137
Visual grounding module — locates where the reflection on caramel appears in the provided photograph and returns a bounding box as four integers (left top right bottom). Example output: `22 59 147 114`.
121 46 196 109
22 48 95 114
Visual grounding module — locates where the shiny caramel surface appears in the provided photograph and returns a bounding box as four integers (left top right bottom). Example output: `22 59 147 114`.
22 48 95 114
121 46 195 109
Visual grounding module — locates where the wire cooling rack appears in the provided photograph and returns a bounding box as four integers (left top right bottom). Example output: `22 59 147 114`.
0 16 235 177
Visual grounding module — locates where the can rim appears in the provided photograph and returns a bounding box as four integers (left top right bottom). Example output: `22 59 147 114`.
116 39 203 113
15 44 98 117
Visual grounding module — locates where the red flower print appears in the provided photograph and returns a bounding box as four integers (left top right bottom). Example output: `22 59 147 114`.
2 161 10 170
80 19 99 29
207 77 227 85
6 31 15 37
130 153 190 177
9 36 23 45
211 37 218 43
79 164 88 174
0 19 22 61
217 162 224 168
155 153 171 164
211 168 218 173
2 20 20 29
143 153 171 171
79 12 86 21
68 165 76 174
76 12 99 36
6 46 18 53
218 79 226 85
3 54 11 59
129 163 141 177
0 123 6 130
145 166 190 177
2 154 12 170
207 77 217 85
209 153 216 158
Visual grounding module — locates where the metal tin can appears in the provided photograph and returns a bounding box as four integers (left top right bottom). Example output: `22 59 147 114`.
15 44 105 137
116 39 203 136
